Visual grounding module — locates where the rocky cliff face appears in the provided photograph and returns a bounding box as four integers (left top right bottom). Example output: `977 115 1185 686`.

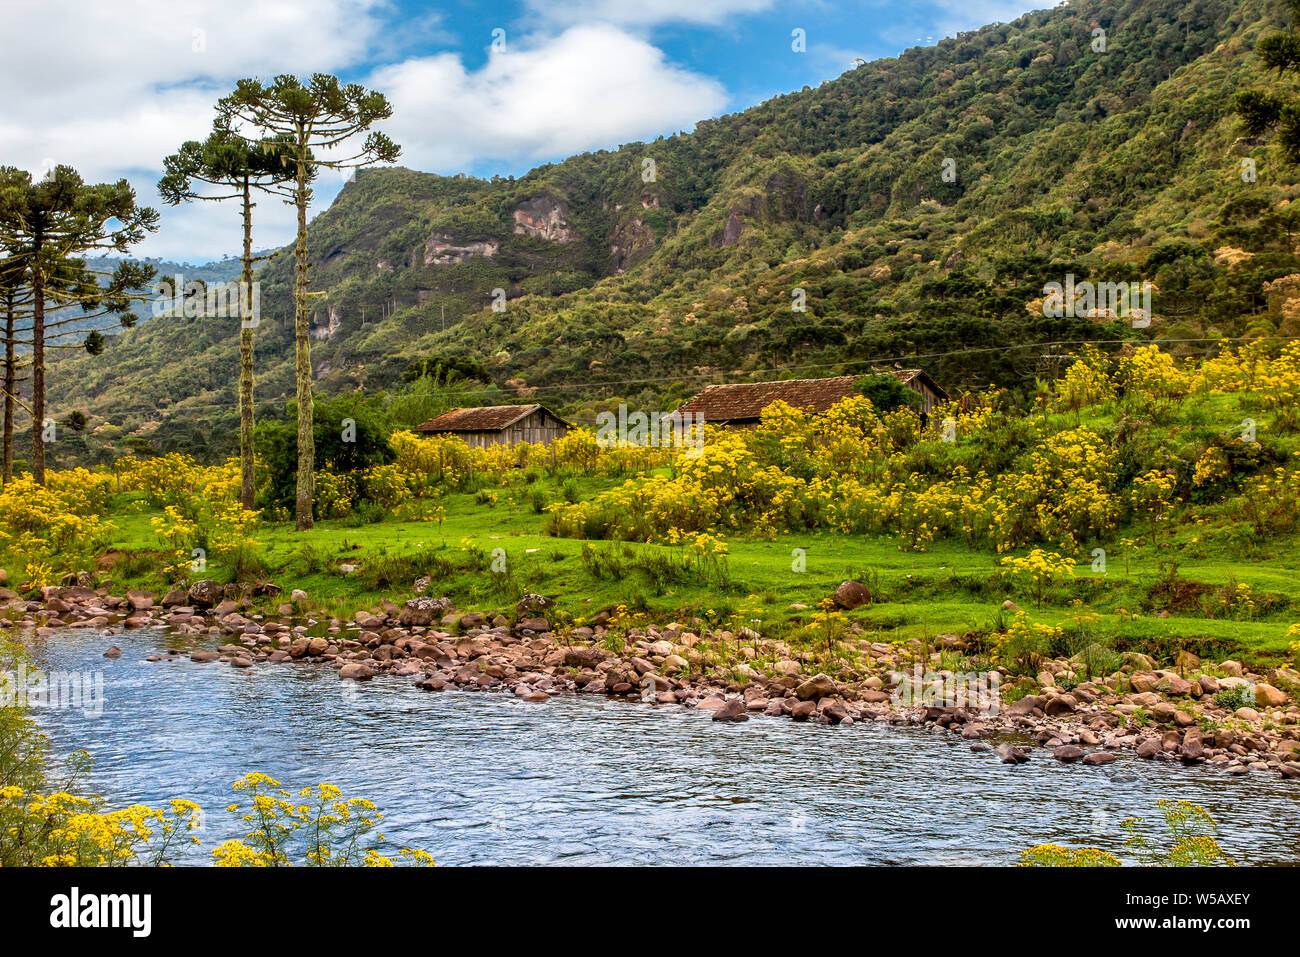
512 196 573 243
424 232 500 266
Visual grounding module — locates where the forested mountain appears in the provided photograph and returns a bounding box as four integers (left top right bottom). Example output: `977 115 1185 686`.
43 0 1300 462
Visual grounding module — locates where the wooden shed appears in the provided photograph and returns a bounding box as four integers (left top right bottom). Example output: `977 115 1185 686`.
414 404 570 448
880 368 949 416
674 370 948 427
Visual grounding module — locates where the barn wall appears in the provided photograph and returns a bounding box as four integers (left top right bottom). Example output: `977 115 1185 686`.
429 411 570 448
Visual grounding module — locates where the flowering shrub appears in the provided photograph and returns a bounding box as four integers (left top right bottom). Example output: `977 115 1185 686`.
0 475 115 583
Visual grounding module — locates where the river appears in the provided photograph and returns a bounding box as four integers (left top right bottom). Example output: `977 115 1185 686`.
24 629 1300 865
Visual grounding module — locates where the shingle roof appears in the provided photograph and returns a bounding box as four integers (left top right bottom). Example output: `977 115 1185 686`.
415 403 559 433
675 370 947 423
676 377 858 423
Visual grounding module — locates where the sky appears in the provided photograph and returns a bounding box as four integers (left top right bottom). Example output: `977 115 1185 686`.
0 0 1043 262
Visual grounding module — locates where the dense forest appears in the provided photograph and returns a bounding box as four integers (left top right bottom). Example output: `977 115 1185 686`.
39 0 1300 464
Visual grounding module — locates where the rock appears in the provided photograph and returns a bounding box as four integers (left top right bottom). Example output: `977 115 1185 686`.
1006 695 1045 716
190 650 221 662
830 580 870 610
1179 731 1205 762
516 593 553 615
103 646 123 658
790 700 817 721
1234 707 1261 722
1280 762 1300 779
1219 660 1243 677
523 691 550 702
1001 599 1021 612
161 589 189 607
1082 752 1116 765
188 580 221 608
820 700 851 724
339 663 373 681
1253 683 1289 708
1130 672 1160 693
290 589 308 603
563 647 608 669
125 590 154 611
1053 745 1085 762
795 673 836 701
398 596 452 627
288 637 312 658
712 698 749 722
662 653 689 673
995 743 1030 764
516 616 551 633
1044 694 1077 716
1136 738 1162 758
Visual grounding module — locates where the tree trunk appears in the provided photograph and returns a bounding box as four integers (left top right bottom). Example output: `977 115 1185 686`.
239 177 256 511
293 147 314 530
2 287 15 485
31 234 45 486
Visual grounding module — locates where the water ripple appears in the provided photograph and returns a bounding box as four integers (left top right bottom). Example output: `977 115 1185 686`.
23 629 1300 866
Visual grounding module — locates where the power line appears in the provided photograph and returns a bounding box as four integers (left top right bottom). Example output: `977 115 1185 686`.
30 333 1299 416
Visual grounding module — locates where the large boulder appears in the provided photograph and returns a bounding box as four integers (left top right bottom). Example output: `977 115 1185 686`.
125 590 154 611
795 673 837 701
1253 683 1289 708
1043 693 1078 716
339 663 373 681
564 647 609 669
711 698 748 722
830 581 871 610
188 580 222 608
398 596 453 627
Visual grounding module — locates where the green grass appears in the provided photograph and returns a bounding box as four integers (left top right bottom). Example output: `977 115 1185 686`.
71 474 1300 671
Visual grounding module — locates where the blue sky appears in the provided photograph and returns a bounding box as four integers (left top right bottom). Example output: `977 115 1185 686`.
0 0 1042 261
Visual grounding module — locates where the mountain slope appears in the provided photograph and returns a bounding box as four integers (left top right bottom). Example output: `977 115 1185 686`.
44 0 1300 462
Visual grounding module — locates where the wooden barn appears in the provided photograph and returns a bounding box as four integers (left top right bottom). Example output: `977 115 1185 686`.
675 370 948 427
414 404 570 448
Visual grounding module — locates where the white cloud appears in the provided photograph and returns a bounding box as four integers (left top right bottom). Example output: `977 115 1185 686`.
371 24 729 170
0 3 733 260
0 0 387 261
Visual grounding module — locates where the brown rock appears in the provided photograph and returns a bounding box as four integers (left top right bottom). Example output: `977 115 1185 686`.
830 580 870 610
712 698 749 722
795 673 836 701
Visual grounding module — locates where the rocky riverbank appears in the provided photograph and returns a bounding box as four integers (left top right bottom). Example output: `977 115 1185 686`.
6 578 1300 780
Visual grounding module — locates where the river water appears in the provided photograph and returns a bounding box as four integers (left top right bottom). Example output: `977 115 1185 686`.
24 629 1300 865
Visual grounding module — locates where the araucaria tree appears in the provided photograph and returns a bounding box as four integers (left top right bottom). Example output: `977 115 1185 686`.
0 166 157 484
159 130 295 511
216 74 399 530
1236 0 1300 162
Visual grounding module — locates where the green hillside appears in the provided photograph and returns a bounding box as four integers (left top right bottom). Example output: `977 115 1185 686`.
41 0 1300 463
